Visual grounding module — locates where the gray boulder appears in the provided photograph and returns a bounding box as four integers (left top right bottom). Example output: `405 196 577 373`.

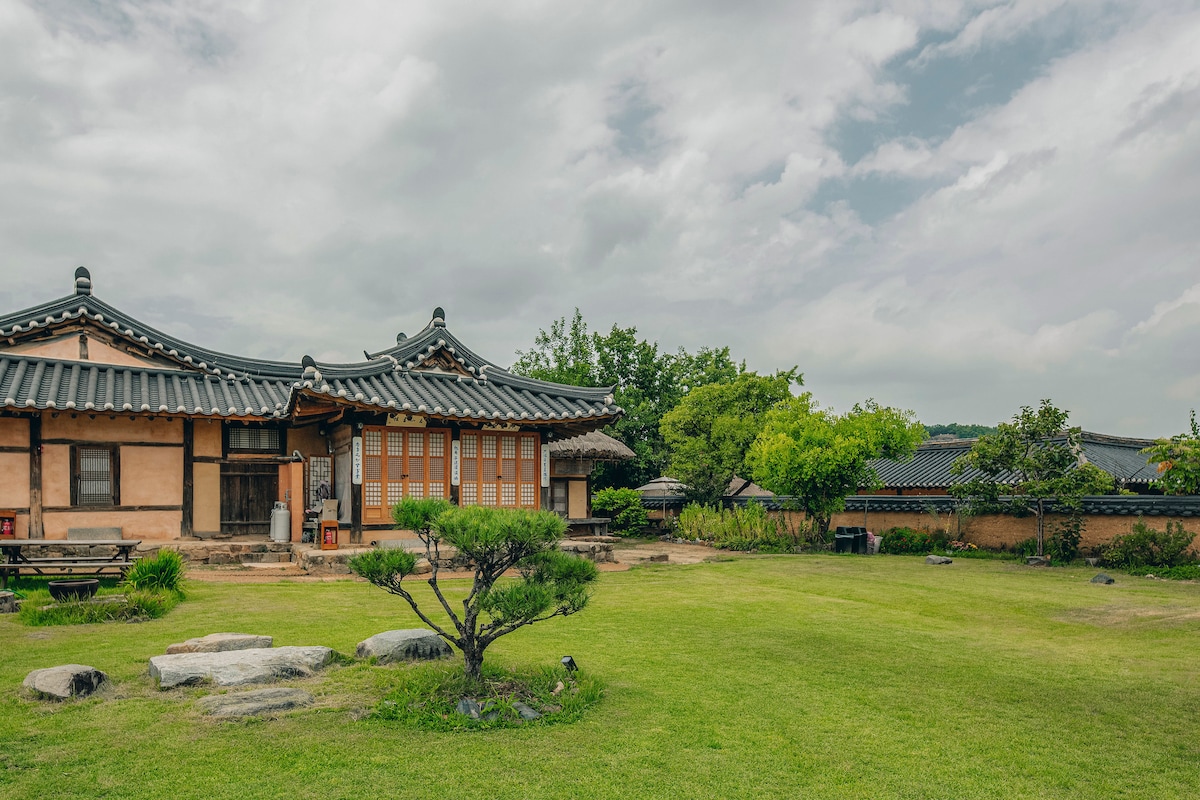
23 664 108 701
166 633 274 654
925 555 953 565
0 591 15 614
1091 573 1116 585
513 701 541 721
196 687 314 717
456 697 482 719
356 629 451 663
149 646 334 689
1026 556 1051 567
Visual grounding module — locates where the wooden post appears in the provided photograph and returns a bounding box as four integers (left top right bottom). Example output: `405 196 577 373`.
181 419 194 538
350 478 362 544
29 415 43 539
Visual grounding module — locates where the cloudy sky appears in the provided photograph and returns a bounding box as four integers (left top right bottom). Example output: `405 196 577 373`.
1 0 1198 436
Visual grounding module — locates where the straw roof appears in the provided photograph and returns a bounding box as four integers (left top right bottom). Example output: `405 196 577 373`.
548 430 636 461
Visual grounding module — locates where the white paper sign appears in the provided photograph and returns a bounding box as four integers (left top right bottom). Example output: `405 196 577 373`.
451 439 461 486
351 436 363 485
541 443 551 488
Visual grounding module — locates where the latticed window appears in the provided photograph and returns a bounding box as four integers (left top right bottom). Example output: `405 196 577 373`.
225 424 283 454
71 446 119 506
360 427 451 523
458 431 540 509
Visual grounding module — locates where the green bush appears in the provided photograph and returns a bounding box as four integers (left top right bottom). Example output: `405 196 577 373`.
1101 519 1197 569
1127 564 1200 581
122 549 185 594
677 502 797 552
591 488 649 535
878 527 947 555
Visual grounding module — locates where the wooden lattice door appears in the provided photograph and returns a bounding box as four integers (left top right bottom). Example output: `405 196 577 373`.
459 431 540 509
361 427 450 523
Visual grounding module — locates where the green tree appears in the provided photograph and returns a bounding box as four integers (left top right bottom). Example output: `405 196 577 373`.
513 310 744 488
747 395 925 537
949 400 1113 558
350 499 598 681
925 423 999 439
661 370 800 506
1142 410 1200 495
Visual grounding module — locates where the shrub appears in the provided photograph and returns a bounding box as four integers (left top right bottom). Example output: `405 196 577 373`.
878 527 947 555
1127 564 1200 581
1100 519 1197 569
676 502 797 552
591 488 649 535
1047 516 1084 564
122 550 185 594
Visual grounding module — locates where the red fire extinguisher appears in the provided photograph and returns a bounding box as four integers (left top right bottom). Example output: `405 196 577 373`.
0 518 13 538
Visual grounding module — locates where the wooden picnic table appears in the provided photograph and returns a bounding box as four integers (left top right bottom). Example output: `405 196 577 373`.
0 540 141 590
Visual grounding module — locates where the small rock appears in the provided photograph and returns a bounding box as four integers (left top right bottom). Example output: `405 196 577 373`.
167 633 273 654
23 665 108 701
356 629 451 663
0 591 16 614
455 697 481 719
646 554 669 563
925 555 953 565
196 687 314 717
551 681 564 696
513 701 541 721
1026 556 1051 567
1091 573 1115 585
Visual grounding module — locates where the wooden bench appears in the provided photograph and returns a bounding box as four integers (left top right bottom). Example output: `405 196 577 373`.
0 540 141 590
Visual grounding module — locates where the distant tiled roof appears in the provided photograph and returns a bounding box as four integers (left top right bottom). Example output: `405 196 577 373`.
726 475 774 497
0 269 622 424
869 432 1161 489
548 431 636 460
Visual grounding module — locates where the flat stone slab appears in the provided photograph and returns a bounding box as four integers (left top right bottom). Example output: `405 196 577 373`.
23 664 108 700
1091 573 1116 585
149 646 334 689
167 633 274 654
196 687 314 717
357 629 451 663
925 555 953 565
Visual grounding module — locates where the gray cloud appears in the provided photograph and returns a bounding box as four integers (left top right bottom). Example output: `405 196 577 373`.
1 0 1198 437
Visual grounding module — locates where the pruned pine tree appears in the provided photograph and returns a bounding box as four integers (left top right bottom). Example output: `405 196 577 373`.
349 498 598 680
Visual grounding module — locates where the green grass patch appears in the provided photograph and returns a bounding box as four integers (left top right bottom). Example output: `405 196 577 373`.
1127 564 1200 581
375 662 603 730
16 588 181 626
3 557 1200 798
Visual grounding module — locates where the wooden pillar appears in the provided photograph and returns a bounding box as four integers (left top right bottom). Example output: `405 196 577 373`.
181 419 194 538
28 415 43 539
350 479 362 544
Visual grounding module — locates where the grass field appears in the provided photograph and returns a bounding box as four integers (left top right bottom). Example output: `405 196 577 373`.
2 555 1199 799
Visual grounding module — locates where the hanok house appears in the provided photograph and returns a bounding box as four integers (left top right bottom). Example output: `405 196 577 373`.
0 269 621 545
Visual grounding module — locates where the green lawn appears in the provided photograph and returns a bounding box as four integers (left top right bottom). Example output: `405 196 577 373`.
2 556 1199 800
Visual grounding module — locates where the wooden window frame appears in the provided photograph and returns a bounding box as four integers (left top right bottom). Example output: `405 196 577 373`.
223 423 286 456
69 444 121 507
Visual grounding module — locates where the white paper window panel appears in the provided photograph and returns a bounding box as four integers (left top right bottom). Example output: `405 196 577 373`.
482 485 497 506
365 430 382 455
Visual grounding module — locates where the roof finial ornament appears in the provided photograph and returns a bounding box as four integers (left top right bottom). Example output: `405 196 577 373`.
74 266 92 296
432 307 446 328
301 355 316 371
396 331 407 343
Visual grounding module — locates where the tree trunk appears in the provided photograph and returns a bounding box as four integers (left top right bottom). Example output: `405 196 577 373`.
462 640 484 682
1036 499 1045 558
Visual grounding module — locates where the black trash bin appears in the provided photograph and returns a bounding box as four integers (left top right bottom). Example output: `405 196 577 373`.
852 527 868 554
834 526 854 553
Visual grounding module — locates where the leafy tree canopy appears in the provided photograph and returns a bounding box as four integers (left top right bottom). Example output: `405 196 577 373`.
512 308 745 488
949 399 1113 558
925 423 999 439
747 395 925 536
1142 410 1200 496
661 369 800 506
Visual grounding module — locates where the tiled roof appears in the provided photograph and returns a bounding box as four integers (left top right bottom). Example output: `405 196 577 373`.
868 432 1161 489
0 269 621 424
0 355 293 417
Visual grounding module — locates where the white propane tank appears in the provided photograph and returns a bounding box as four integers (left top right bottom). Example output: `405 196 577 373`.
270 501 291 543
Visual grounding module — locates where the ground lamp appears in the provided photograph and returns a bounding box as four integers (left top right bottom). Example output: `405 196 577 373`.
561 656 578 673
